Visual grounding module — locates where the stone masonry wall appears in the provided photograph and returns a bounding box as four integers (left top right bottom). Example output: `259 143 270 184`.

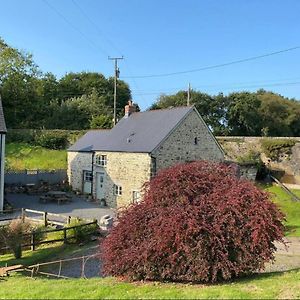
217 136 300 183
93 151 151 208
68 151 151 208
152 109 225 172
68 151 92 192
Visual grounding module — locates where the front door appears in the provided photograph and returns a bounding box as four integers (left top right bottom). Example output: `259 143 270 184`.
96 172 105 200
83 170 92 194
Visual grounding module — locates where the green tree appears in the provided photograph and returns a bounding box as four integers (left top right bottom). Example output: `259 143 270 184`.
151 90 227 134
90 115 113 129
257 91 292 136
0 37 42 128
227 92 262 136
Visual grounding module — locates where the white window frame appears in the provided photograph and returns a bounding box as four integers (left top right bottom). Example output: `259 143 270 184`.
114 184 122 196
95 154 107 167
132 190 141 204
83 170 93 182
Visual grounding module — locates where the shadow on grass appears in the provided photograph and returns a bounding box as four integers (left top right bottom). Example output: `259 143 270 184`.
224 267 300 286
0 243 67 267
285 225 300 235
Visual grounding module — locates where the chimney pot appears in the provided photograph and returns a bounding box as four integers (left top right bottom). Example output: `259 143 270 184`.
124 100 136 118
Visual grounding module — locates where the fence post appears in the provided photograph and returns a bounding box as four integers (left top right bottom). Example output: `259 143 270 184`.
43 212 48 227
63 228 67 244
31 232 35 251
21 208 25 223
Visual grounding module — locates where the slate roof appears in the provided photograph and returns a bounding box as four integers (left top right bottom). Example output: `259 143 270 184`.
0 100 7 134
68 106 194 153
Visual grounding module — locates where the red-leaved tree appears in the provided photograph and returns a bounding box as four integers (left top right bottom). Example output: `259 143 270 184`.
101 161 285 282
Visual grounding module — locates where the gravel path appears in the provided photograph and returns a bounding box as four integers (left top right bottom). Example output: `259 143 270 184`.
37 238 300 279
264 237 300 273
39 242 102 279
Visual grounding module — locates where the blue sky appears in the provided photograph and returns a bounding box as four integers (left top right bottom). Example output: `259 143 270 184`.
1 0 300 110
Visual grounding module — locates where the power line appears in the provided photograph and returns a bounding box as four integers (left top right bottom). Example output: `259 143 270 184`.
122 46 300 79
71 0 123 56
133 80 300 96
130 76 300 93
70 0 150 106
43 0 109 57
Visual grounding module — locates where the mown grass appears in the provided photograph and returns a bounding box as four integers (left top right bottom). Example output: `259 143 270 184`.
263 184 300 237
0 269 299 299
5 143 67 170
0 243 67 268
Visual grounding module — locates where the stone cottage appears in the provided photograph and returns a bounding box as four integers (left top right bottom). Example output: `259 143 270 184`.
67 102 224 208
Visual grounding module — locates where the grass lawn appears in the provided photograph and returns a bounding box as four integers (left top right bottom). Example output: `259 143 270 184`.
263 184 300 237
6 143 67 170
0 243 70 268
0 269 299 299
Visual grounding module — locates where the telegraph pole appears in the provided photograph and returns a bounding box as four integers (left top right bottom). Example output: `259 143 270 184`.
187 83 191 106
108 56 124 126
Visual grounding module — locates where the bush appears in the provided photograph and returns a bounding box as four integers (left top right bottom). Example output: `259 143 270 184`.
236 150 261 164
6 129 36 144
67 219 98 243
261 138 297 161
7 129 86 150
35 132 68 150
101 161 285 283
0 219 33 258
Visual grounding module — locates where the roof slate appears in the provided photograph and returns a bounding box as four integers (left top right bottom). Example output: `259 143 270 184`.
68 106 193 153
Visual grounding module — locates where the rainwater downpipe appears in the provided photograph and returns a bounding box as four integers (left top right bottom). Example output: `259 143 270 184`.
91 151 95 199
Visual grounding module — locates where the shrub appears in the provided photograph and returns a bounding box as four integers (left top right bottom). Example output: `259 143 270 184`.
6 129 36 144
236 150 261 164
35 132 68 150
67 219 98 243
0 219 33 258
7 129 86 149
101 161 285 283
261 138 296 161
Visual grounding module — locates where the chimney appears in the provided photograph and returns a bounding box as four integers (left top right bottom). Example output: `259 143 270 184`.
124 100 136 118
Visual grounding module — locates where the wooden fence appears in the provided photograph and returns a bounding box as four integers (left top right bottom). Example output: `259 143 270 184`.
0 220 98 253
0 208 98 254
0 208 94 227
21 208 72 227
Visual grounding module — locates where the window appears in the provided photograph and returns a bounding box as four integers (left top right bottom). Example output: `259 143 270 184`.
114 184 122 196
150 157 157 178
83 170 92 182
132 191 141 204
95 155 107 167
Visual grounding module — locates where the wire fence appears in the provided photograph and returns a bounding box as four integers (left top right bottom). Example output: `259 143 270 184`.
25 248 100 279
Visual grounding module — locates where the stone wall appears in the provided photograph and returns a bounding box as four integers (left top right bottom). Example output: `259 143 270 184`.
68 152 92 192
93 151 151 207
152 109 224 171
217 136 300 183
68 151 151 208
238 164 258 181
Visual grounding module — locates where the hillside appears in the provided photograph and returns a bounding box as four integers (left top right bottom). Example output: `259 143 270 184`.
6 143 67 171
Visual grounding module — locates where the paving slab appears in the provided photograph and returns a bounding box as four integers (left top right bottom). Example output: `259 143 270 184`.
5 193 115 223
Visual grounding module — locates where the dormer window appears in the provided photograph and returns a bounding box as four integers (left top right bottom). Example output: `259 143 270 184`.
95 155 107 167
194 137 198 145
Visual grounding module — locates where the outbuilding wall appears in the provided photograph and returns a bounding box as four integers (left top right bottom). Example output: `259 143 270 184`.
152 109 224 172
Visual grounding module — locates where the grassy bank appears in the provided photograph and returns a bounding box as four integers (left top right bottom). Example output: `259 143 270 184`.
0 269 299 299
263 185 300 237
5 143 67 171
